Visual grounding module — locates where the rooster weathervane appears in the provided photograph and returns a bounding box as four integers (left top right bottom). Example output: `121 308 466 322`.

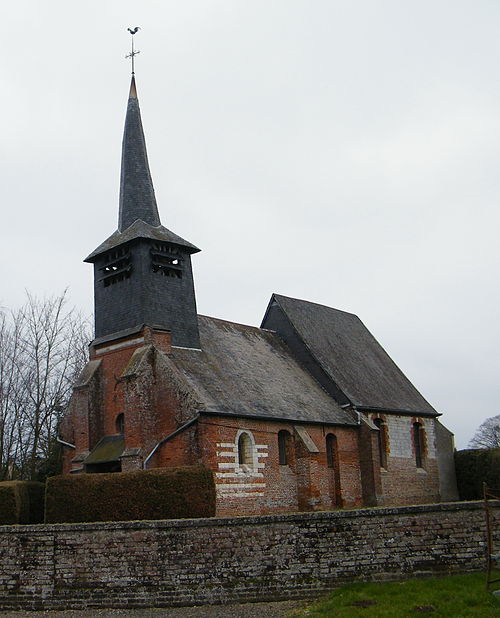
126 27 141 74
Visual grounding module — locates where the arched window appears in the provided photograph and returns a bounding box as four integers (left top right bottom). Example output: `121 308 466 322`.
373 418 387 469
116 413 124 435
413 422 424 468
326 433 337 469
278 430 292 465
237 432 253 467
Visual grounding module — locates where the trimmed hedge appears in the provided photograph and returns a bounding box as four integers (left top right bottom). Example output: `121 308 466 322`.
0 481 45 525
45 466 216 523
454 448 500 500
26 481 46 524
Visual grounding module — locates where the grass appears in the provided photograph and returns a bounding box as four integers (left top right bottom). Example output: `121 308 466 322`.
291 572 500 617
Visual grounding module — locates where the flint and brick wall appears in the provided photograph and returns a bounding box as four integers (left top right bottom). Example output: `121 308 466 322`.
196 416 363 517
0 501 496 611
368 413 441 506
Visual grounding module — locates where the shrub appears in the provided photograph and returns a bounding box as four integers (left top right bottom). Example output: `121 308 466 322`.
45 465 215 523
0 481 45 525
25 481 45 524
454 448 500 500
0 483 22 525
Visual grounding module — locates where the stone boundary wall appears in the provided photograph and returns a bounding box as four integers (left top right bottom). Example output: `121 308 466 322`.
0 501 497 610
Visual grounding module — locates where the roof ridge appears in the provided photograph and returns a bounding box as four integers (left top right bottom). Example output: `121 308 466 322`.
198 314 263 331
273 293 359 319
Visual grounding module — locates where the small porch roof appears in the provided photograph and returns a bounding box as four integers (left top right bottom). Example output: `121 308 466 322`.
84 434 125 465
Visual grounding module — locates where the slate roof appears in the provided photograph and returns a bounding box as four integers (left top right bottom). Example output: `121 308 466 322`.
118 75 161 232
170 315 356 426
85 219 200 262
266 294 437 415
85 77 199 262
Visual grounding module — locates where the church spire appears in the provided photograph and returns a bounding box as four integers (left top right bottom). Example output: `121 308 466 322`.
118 75 161 232
85 67 201 349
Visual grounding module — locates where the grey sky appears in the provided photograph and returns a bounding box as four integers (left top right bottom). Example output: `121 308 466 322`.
2 1 499 448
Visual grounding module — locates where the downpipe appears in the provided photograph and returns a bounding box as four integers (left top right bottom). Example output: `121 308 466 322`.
56 436 76 449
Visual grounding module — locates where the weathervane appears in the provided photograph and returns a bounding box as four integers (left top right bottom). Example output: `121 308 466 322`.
126 27 141 74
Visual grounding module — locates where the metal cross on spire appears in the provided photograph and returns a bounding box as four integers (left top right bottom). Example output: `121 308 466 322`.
126 27 141 74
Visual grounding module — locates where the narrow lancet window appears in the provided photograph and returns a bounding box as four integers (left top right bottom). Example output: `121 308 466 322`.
326 433 337 469
373 418 387 469
116 414 125 435
278 430 292 465
326 433 342 507
413 422 424 468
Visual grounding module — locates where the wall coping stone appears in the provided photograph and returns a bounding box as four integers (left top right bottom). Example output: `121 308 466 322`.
0 500 495 535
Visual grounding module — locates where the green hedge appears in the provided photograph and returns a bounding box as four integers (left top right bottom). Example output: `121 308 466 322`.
45 466 216 523
0 481 45 525
454 448 500 500
26 482 46 523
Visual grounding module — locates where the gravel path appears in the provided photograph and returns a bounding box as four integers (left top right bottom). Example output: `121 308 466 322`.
0 599 309 617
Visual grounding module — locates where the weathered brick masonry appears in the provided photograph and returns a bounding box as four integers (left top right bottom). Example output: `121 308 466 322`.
61 75 459 515
0 501 496 611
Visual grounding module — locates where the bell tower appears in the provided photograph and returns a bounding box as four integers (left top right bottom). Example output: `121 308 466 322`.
85 76 200 349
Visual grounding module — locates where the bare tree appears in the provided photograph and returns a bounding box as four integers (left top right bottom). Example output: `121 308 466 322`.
0 291 91 480
469 414 500 449
0 310 26 479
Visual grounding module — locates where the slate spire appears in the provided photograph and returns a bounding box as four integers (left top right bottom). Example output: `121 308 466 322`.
118 75 161 232
86 74 201 349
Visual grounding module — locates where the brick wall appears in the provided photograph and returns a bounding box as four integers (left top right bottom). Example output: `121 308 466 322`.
195 416 363 516
62 328 450 512
369 413 441 505
0 501 496 611
61 328 200 474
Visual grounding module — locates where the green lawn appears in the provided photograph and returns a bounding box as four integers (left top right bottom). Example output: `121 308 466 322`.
291 573 500 617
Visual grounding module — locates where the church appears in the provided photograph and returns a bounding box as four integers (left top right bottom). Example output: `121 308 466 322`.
60 75 458 517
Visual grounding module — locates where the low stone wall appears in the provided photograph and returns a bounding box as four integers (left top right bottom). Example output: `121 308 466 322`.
0 501 496 610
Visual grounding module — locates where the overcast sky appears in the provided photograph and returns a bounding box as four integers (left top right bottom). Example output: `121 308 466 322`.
2 1 499 448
